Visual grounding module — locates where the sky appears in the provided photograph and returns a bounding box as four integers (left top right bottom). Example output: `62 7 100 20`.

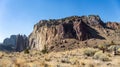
0 0 120 43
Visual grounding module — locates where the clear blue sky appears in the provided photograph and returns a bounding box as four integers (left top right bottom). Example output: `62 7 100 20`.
0 0 120 42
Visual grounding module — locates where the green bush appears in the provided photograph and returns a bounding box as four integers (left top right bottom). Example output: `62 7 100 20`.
83 48 98 56
93 51 111 61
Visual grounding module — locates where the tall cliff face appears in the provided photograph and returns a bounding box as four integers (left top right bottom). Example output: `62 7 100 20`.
29 15 117 51
15 35 28 52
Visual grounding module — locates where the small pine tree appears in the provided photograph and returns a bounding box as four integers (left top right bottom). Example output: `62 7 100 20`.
98 44 108 53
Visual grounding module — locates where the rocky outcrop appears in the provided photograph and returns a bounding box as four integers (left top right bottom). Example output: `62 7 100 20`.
106 22 120 29
2 15 120 52
15 35 28 52
29 15 107 51
81 15 105 28
3 35 17 46
1 35 28 52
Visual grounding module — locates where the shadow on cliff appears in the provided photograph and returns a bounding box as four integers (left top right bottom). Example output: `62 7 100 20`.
48 21 105 52
84 24 105 40
62 20 105 41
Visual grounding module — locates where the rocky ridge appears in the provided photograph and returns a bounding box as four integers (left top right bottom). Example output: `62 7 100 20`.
0 35 28 52
29 15 120 51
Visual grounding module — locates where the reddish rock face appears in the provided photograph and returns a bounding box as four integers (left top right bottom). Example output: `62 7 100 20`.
73 21 92 41
29 15 106 51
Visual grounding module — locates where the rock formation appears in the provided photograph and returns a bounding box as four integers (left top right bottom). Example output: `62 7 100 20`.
1 15 120 52
1 35 28 52
15 35 28 52
106 22 120 29
2 15 120 52
3 35 17 46
29 15 120 51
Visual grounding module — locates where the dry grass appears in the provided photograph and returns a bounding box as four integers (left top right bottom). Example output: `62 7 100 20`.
93 51 111 61
0 47 120 67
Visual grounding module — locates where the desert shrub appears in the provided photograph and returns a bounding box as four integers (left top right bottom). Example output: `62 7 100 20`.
98 44 108 53
108 45 116 51
110 41 115 45
45 58 51 61
106 53 113 57
108 45 120 51
114 48 120 55
41 50 47 54
117 48 120 52
41 45 48 54
83 48 98 56
108 45 120 55
61 58 71 63
93 51 111 61
44 64 49 67
86 63 95 67
80 62 86 66
24 49 29 54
